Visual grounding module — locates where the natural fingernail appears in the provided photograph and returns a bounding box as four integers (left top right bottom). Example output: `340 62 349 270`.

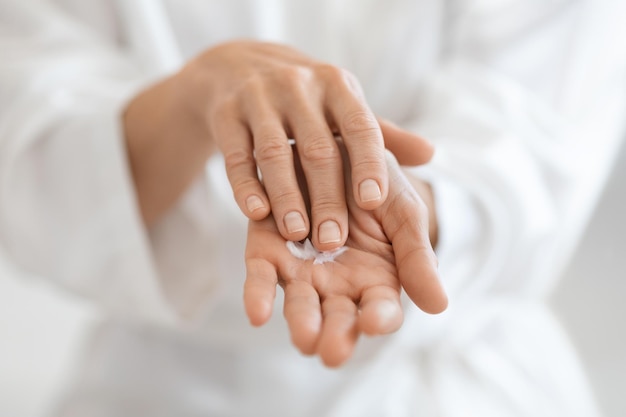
246 195 265 213
319 220 342 244
284 211 307 234
359 179 382 203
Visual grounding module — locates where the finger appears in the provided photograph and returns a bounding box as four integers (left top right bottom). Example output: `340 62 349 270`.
215 114 271 221
317 295 359 368
246 101 309 242
358 285 403 336
288 102 348 251
283 281 322 355
322 67 388 211
381 163 447 314
244 258 278 326
394 228 447 314
378 118 435 166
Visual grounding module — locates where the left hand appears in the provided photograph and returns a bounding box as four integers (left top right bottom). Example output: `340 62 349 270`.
243 149 447 367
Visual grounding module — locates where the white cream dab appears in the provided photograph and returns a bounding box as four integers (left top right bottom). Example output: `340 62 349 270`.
286 238 348 265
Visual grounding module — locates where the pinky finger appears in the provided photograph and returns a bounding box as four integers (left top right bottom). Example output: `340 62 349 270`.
216 117 271 220
244 258 278 326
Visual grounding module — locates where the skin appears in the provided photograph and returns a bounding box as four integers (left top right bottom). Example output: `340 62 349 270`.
244 148 447 367
123 40 434 251
123 40 444 365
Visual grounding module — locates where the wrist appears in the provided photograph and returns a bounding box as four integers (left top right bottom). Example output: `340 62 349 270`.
123 74 215 226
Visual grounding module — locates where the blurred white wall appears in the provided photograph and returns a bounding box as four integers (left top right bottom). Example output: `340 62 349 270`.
0 262 97 417
0 145 625 417
550 140 626 417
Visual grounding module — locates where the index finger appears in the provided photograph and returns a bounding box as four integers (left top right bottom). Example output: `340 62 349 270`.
322 67 389 211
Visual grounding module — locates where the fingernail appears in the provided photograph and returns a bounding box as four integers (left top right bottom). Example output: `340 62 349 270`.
284 211 307 234
359 179 381 203
319 220 342 244
246 195 265 213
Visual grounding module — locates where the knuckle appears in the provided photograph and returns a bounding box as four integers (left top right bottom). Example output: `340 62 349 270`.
396 245 431 271
263 179 303 205
317 64 362 95
387 193 428 231
224 149 255 172
341 111 380 137
235 74 267 103
209 99 238 126
352 156 384 172
254 135 291 162
280 67 322 106
389 188 412 210
391 181 428 214
231 177 259 196
267 186 301 206
306 181 345 208
349 152 386 178
241 73 265 91
299 135 339 163
315 63 348 83
310 196 344 213
281 65 313 87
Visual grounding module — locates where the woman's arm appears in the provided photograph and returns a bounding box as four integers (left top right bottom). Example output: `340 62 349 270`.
402 0 626 297
0 2 214 324
124 40 434 248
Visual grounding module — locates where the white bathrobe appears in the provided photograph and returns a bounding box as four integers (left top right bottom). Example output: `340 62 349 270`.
1 1 625 416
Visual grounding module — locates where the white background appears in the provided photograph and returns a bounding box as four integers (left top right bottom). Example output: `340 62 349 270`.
0 145 625 417
551 140 626 417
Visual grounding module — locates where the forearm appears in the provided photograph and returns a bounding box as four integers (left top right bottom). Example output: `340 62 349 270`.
123 74 216 227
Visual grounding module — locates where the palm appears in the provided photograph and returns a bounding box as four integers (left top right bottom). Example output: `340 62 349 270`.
244 153 447 367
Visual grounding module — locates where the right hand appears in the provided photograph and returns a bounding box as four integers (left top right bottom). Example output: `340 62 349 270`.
175 40 433 250
244 147 446 367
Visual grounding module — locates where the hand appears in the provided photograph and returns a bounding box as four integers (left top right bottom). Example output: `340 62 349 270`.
181 41 435 248
243 148 447 367
124 40 433 238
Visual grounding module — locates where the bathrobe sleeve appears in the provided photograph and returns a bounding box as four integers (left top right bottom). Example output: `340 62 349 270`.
0 1 220 325
405 0 626 297
324 3 626 416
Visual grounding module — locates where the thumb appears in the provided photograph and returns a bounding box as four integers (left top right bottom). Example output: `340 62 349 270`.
380 151 448 314
378 118 435 166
